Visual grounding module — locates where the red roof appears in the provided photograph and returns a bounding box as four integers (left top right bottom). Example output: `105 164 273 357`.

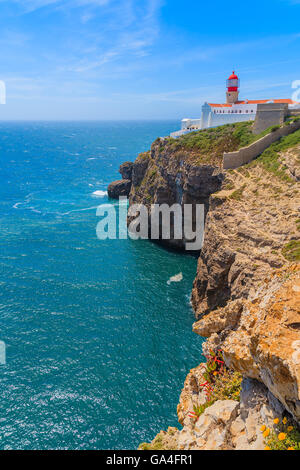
208 103 232 108
228 71 238 80
238 99 296 105
208 99 298 108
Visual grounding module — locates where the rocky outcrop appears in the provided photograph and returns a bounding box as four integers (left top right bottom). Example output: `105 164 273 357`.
194 265 300 421
141 367 285 451
107 179 131 199
108 161 134 199
119 161 133 180
129 140 224 250
175 365 285 450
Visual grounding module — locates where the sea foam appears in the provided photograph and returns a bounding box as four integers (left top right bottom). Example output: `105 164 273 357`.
92 190 108 197
167 273 183 285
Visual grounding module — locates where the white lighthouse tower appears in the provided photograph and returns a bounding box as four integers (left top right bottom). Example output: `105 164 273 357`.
226 71 240 104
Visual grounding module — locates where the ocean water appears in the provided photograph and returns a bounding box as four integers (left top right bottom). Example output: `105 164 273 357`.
0 121 204 450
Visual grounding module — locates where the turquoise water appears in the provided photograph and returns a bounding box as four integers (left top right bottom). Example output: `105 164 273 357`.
0 121 204 450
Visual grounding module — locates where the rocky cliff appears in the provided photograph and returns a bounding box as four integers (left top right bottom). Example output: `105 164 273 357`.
108 123 300 450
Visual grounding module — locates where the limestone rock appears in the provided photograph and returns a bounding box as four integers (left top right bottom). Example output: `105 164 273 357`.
204 400 239 425
177 363 207 427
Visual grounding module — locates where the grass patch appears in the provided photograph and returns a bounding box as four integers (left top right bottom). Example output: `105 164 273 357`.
225 181 235 190
139 435 164 451
229 184 246 201
282 240 300 262
247 128 300 181
165 121 291 166
139 429 179 451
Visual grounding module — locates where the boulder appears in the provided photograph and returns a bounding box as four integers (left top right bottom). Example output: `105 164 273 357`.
108 179 131 199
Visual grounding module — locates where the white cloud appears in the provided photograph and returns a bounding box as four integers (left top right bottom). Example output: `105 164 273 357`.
0 0 112 13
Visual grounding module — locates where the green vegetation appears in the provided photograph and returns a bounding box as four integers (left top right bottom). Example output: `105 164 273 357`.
191 352 242 421
193 370 242 419
163 121 292 166
139 428 178 451
282 240 300 262
247 128 300 181
285 115 300 124
136 151 150 163
225 181 235 190
229 184 246 201
139 435 164 451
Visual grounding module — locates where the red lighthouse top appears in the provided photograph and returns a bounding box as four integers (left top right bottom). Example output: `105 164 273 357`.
228 71 238 80
227 71 239 92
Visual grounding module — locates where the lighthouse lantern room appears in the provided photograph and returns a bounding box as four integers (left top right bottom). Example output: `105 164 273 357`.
226 71 240 104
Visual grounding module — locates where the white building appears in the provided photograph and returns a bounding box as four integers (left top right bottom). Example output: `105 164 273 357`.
171 71 299 137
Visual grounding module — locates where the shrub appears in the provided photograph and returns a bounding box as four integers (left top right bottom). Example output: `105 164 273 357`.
249 128 300 181
282 240 300 262
229 184 246 201
263 417 300 450
188 351 242 421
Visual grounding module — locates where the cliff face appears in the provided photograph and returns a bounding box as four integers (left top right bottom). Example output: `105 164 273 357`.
191 145 300 421
109 126 300 449
192 147 300 316
128 139 224 250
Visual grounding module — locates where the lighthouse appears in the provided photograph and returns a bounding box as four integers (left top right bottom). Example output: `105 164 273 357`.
171 70 300 137
226 71 240 104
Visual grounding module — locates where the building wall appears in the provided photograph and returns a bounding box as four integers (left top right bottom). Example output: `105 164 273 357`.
252 103 288 134
207 112 255 129
181 119 202 130
223 120 300 169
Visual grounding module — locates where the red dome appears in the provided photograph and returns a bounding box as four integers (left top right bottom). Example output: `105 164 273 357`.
228 71 238 80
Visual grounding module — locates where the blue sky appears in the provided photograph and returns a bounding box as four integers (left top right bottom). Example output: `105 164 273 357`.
0 0 300 119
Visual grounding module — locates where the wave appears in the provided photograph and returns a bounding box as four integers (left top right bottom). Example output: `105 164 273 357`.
60 206 99 216
92 190 108 197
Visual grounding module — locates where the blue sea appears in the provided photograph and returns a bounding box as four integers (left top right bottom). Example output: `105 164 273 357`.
0 121 204 450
